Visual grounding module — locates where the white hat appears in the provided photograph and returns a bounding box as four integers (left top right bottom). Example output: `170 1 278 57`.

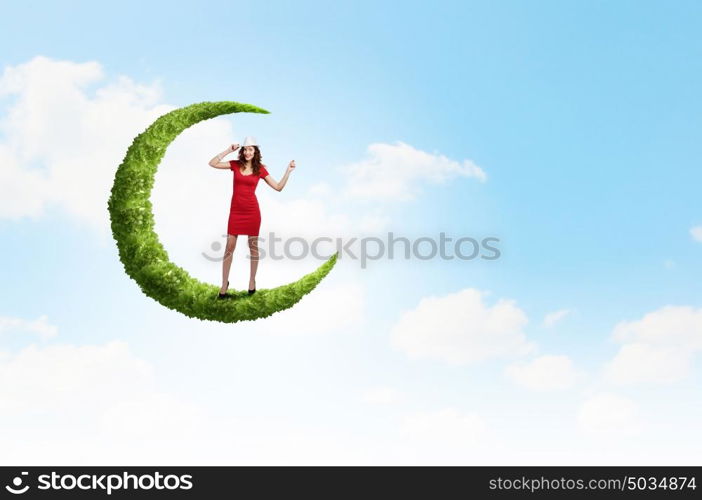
242 136 259 147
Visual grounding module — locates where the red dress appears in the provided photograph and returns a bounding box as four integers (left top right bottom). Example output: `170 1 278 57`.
227 160 270 236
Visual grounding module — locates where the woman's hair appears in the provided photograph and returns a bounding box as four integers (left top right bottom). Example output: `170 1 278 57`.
237 145 263 175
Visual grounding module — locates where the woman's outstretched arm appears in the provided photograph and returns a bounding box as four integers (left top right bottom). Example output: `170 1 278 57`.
209 144 239 169
263 160 296 191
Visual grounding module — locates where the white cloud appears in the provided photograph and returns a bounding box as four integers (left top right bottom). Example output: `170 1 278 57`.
339 141 486 202
0 327 363 464
542 308 572 328
99 393 207 440
256 278 366 335
505 354 580 391
604 305 702 386
0 144 52 218
577 392 643 436
361 386 404 405
400 408 487 445
0 56 171 233
612 305 702 348
0 327 401 465
0 313 212 444
0 340 155 414
604 343 692 385
390 288 534 365
254 192 391 239
690 225 702 243
0 314 57 340
306 181 333 197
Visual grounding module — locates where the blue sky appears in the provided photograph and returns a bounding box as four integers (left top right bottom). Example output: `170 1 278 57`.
0 0 701 464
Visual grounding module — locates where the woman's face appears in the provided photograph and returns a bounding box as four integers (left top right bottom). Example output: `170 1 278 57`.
243 146 256 161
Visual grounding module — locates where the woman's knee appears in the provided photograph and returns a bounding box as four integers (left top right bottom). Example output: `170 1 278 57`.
223 235 237 257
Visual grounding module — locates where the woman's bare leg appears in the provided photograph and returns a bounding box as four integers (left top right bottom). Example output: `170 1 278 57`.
220 234 237 293
248 235 259 290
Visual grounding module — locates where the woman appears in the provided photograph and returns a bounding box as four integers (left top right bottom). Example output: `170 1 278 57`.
209 136 295 298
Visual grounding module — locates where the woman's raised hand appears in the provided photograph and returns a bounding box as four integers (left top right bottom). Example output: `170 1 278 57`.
230 143 240 152
287 160 296 172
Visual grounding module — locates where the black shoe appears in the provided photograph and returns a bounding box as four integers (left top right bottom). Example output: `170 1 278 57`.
218 281 230 299
248 280 256 294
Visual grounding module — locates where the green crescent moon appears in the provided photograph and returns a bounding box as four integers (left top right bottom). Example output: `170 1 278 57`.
107 101 338 323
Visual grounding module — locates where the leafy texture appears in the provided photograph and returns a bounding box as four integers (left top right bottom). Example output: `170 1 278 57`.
107 101 338 323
